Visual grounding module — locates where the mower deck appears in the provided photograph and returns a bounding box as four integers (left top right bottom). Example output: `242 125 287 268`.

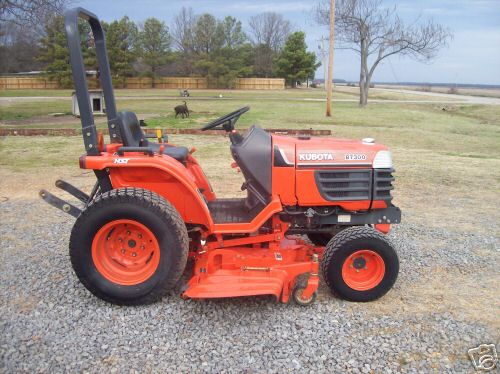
184 237 322 303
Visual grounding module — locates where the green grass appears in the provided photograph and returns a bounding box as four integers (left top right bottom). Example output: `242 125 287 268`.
0 88 381 120
0 100 73 120
1 88 499 235
1 90 499 159
0 89 74 97
0 136 83 170
0 86 444 100
0 86 447 122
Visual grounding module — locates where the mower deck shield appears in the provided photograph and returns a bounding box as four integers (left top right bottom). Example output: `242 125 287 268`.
183 237 321 302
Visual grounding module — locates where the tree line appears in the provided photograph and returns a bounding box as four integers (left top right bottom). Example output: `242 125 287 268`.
1 0 452 106
1 7 319 89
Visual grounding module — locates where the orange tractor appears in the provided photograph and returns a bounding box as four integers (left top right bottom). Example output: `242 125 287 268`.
41 8 401 306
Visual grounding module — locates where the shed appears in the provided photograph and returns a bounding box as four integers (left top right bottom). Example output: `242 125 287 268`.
72 90 105 117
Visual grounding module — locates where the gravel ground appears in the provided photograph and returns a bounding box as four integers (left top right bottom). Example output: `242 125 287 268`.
1 199 499 373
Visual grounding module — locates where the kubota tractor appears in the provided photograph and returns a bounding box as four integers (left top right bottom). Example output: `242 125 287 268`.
40 8 401 306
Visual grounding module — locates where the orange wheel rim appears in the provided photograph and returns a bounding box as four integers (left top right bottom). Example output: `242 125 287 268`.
341 250 385 291
91 219 160 285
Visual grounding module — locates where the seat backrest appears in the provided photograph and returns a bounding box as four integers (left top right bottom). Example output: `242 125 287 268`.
117 111 148 147
230 125 272 202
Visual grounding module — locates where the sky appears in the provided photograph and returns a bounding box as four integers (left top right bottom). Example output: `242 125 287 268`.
75 0 500 85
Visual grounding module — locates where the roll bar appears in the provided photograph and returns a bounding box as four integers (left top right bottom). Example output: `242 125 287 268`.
64 7 121 155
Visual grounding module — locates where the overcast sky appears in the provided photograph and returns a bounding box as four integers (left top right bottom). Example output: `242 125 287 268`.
75 0 500 85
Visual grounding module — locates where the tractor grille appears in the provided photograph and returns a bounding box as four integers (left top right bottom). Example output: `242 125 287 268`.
315 169 372 201
374 168 395 202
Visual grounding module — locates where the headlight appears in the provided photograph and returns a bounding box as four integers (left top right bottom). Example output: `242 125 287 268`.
373 150 393 168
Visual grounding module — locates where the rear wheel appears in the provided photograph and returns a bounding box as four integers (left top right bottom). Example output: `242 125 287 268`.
70 188 188 305
321 226 398 302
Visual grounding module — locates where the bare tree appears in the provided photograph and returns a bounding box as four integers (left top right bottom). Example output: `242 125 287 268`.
315 0 452 106
172 7 196 53
248 12 291 52
248 12 292 77
171 7 198 75
1 0 67 29
0 22 43 73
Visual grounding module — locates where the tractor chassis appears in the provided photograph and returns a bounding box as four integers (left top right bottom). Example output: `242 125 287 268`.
41 180 323 304
40 179 399 305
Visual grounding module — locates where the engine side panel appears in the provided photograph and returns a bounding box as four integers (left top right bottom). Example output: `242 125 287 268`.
272 134 390 211
271 136 297 205
294 137 384 168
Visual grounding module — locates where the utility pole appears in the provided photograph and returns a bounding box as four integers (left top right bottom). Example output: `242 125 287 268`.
326 0 335 117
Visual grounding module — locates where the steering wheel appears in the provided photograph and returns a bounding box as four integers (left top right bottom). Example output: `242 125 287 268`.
201 106 250 131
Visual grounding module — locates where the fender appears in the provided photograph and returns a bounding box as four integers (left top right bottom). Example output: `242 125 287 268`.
84 154 214 231
185 154 216 202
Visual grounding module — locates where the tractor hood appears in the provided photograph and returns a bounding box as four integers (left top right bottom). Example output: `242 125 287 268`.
273 135 392 169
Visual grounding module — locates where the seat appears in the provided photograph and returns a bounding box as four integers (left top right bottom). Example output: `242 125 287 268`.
230 125 272 205
117 111 189 162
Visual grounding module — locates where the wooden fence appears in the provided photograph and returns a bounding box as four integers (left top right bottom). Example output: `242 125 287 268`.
234 78 284 90
124 77 208 89
0 76 102 89
0 76 60 89
0 76 284 90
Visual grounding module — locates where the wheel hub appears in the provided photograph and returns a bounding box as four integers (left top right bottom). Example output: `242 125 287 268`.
352 256 366 269
91 219 160 285
341 250 385 291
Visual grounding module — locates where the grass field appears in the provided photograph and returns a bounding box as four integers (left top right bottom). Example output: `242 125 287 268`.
1 89 498 159
0 86 447 100
0 87 449 122
1 88 499 236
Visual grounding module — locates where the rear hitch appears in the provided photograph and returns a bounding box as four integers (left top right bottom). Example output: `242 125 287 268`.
55 179 89 203
39 189 82 217
39 179 90 218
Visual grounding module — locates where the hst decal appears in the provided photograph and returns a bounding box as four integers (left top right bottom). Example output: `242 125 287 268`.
298 153 334 162
114 158 130 164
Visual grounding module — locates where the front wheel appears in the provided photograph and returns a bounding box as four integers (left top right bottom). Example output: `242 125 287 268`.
321 226 399 302
69 188 188 305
